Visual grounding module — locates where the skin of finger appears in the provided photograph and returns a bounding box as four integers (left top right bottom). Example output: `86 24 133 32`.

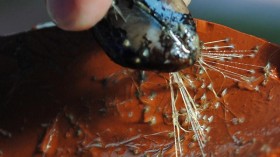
46 0 112 31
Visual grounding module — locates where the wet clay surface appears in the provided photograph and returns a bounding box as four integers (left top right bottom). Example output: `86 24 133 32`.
0 19 280 156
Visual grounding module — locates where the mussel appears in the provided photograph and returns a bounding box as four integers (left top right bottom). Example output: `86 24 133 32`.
93 0 200 72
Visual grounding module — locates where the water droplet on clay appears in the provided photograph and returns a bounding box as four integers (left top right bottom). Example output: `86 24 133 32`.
221 88 228 97
208 116 214 123
143 105 150 113
77 129 83 137
214 102 220 109
260 144 271 153
232 118 239 125
238 117 245 124
148 91 157 100
202 115 208 121
149 116 157 125
205 127 211 133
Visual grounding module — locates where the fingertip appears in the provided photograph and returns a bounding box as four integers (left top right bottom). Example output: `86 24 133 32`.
46 0 111 31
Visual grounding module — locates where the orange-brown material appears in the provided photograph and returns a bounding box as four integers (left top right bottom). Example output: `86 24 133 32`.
0 19 280 156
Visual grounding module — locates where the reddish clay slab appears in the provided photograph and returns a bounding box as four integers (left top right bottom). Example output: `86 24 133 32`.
0 19 280 157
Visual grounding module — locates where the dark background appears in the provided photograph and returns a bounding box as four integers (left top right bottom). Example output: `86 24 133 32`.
0 0 279 44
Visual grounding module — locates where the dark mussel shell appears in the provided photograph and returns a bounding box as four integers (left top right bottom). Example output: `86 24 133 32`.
93 0 200 72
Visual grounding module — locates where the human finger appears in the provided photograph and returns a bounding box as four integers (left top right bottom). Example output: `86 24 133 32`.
46 0 111 31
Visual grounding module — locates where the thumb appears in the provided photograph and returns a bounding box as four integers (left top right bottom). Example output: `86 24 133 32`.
46 0 111 31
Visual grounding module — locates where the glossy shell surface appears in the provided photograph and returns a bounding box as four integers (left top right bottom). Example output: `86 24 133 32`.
93 0 200 72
